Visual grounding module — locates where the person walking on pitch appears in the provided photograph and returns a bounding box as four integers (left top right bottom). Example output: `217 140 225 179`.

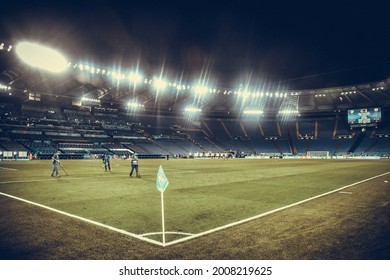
51 151 61 177
129 153 140 178
102 153 111 172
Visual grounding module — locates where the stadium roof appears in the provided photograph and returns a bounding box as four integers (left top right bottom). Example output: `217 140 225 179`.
1 0 390 116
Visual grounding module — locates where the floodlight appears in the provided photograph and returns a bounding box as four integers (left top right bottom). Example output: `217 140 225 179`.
15 42 69 73
153 78 167 91
193 85 209 95
184 107 201 113
243 109 264 115
81 96 100 105
127 101 143 109
278 109 299 115
111 71 118 78
176 84 184 91
128 72 143 84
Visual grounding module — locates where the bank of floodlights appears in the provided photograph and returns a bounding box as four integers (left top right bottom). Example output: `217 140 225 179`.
243 109 264 115
81 96 101 106
0 83 11 92
9 40 314 116
278 109 299 115
127 101 144 109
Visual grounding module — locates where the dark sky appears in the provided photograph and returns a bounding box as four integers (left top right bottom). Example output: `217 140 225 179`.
1 0 390 90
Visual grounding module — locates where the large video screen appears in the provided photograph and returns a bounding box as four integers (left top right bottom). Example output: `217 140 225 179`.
348 107 382 128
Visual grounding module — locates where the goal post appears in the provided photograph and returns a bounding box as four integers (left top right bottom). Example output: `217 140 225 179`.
306 151 330 159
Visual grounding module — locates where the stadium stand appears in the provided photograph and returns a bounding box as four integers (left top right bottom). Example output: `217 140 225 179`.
1 98 390 159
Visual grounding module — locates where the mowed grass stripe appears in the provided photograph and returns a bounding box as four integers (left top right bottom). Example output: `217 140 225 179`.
0 159 389 243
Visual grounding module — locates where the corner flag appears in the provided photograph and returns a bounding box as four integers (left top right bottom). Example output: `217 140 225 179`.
156 165 169 245
156 165 169 192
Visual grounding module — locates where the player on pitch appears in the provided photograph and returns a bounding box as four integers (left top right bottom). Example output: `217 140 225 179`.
129 153 140 178
102 153 111 172
51 151 61 177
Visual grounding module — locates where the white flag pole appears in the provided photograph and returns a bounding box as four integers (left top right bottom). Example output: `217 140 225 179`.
161 189 166 246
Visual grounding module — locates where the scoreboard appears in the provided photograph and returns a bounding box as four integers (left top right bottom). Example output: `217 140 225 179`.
347 107 382 128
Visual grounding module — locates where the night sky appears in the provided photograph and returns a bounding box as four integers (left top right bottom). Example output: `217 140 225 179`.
1 0 390 90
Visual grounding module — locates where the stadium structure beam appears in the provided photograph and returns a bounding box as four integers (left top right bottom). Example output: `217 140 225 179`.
342 94 356 108
358 91 375 104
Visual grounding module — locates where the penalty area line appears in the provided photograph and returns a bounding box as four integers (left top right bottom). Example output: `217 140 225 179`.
165 170 390 247
0 191 163 247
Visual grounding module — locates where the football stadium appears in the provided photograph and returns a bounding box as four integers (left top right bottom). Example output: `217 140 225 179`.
1 2 390 262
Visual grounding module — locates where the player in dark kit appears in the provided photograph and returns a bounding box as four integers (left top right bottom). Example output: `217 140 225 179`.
129 153 140 178
102 153 111 172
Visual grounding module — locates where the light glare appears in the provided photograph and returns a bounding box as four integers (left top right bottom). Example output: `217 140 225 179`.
16 42 68 73
184 107 201 113
127 101 143 109
153 78 167 91
128 72 143 84
243 109 264 115
278 109 299 115
193 85 209 95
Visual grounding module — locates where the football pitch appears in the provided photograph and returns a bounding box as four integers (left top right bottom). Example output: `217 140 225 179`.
0 158 389 247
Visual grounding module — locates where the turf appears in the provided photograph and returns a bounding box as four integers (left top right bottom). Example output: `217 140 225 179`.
0 158 389 245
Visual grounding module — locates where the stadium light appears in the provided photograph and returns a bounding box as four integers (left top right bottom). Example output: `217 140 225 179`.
15 42 69 73
193 85 209 95
128 72 143 84
112 71 125 81
11 41 310 107
127 101 144 109
278 109 299 115
243 109 264 115
0 83 9 90
153 78 168 91
0 43 13 52
81 96 100 106
184 106 201 113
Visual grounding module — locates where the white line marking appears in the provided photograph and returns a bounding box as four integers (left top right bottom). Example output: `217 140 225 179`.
1 171 389 247
164 171 390 246
141 231 194 237
0 191 164 246
0 178 82 184
0 167 18 171
339 191 353 194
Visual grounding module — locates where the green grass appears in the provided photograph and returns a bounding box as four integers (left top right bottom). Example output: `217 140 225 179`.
0 158 389 244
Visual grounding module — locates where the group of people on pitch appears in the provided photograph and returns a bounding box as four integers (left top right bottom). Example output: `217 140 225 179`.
51 151 140 178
